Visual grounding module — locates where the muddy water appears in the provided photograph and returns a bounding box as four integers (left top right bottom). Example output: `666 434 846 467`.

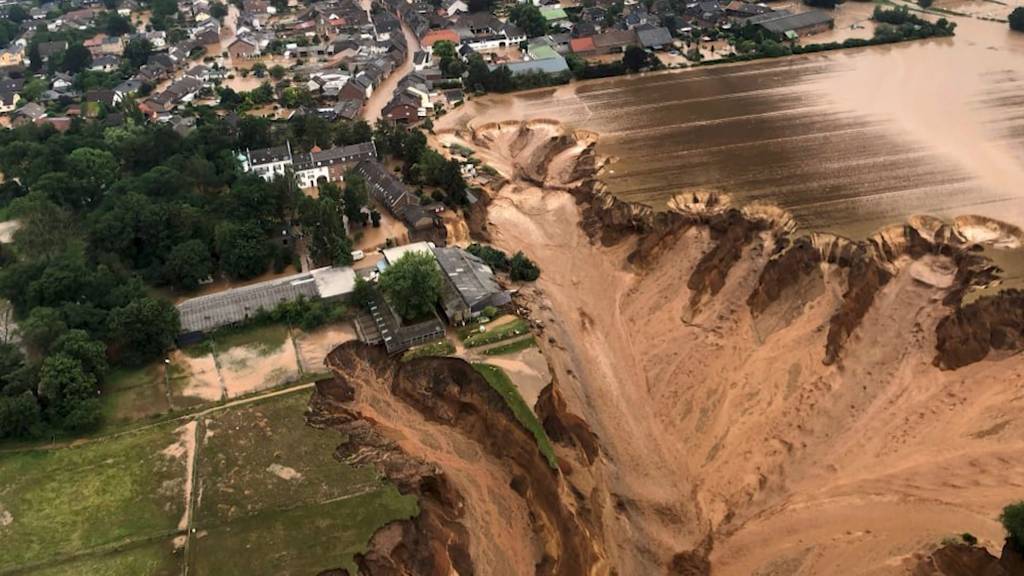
440 11 1024 288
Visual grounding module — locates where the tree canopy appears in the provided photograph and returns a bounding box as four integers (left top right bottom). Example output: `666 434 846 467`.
379 251 442 321
1003 502 1024 549
1010 7 1024 32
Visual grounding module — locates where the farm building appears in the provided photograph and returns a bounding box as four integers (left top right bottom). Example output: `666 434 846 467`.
176 267 356 339
432 246 511 324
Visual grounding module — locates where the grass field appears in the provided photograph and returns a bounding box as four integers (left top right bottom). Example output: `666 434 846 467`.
463 318 531 348
402 339 456 361
472 363 558 469
481 336 537 356
0 423 188 574
190 392 418 575
100 365 171 428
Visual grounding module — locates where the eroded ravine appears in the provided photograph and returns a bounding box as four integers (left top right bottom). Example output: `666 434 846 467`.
311 120 1024 575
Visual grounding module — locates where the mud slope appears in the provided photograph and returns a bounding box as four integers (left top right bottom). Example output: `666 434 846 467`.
434 120 1024 575
309 343 602 576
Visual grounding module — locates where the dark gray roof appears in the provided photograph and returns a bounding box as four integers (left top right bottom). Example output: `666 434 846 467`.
249 144 292 165
637 25 673 47
355 160 417 218
432 246 510 313
292 141 377 171
751 10 832 33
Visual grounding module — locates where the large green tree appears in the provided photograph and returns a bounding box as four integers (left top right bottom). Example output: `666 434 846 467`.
508 3 547 38
164 240 213 291
215 221 273 279
106 297 179 364
378 251 442 321
1003 502 1024 549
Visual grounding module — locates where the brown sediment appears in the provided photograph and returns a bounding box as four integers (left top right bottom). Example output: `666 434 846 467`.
427 119 1024 575
934 290 1024 370
910 540 1024 576
309 343 602 576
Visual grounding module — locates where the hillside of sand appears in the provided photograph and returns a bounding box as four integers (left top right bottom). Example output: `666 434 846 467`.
422 120 1024 575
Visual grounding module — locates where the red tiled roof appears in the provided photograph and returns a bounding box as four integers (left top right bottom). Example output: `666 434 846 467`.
570 36 596 53
421 29 460 47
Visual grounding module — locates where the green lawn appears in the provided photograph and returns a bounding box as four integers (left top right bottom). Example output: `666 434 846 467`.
24 541 180 576
191 392 418 574
191 488 417 576
211 323 290 356
462 318 531 348
0 423 188 573
472 363 558 469
402 339 455 361
482 336 537 356
100 365 171 427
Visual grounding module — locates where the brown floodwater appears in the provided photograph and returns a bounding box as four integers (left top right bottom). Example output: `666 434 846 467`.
439 8 1024 292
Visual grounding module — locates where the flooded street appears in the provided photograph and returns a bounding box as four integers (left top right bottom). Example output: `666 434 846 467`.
440 13 1024 239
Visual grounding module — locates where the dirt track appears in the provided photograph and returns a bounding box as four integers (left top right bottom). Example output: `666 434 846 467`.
436 121 1024 575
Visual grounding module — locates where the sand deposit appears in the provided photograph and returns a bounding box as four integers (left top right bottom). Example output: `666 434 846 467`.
426 120 1024 575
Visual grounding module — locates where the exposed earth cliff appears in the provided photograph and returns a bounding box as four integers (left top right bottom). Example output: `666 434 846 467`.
314 120 1024 575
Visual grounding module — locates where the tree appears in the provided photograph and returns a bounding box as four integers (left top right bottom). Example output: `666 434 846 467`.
0 391 41 438
378 251 442 321
210 1 228 19
61 44 93 74
20 306 68 352
804 0 836 7
916 0 932 7
164 239 213 291
1002 502 1024 549
124 38 154 69
343 174 369 224
53 330 109 379
219 86 242 108
106 297 179 364
38 354 98 420
104 12 134 36
215 221 273 279
508 3 547 38
269 64 287 80
433 40 464 78
509 251 541 281
623 46 651 72
1011 7 1024 32
6 5 29 23
251 62 268 77
350 276 375 310
68 148 118 195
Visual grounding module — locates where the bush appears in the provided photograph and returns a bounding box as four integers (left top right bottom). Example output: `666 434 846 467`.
961 532 978 546
1011 7 1024 32
466 243 541 281
1002 502 1024 549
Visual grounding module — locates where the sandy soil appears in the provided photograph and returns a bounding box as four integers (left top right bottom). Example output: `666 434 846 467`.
475 346 550 409
163 421 198 532
440 120 1024 574
215 337 301 397
169 349 224 404
0 220 20 244
293 322 357 373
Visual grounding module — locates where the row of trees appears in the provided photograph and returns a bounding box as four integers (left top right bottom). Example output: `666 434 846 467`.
374 123 469 206
0 110 388 439
466 243 541 282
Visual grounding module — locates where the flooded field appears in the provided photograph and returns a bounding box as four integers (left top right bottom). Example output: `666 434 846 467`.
441 15 1024 238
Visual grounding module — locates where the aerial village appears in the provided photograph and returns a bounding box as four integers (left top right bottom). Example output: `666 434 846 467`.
0 0 848 357
0 0 852 132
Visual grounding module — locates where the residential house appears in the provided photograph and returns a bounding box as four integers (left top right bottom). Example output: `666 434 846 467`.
421 28 460 51
240 143 294 181
442 0 468 16
0 44 25 68
85 88 116 107
636 25 673 49
354 160 446 243
90 54 121 72
382 92 421 124
291 141 378 188
453 13 526 50
570 36 597 56
592 29 638 54
0 91 20 114
114 78 144 102
228 36 261 59
12 102 47 125
52 72 75 90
